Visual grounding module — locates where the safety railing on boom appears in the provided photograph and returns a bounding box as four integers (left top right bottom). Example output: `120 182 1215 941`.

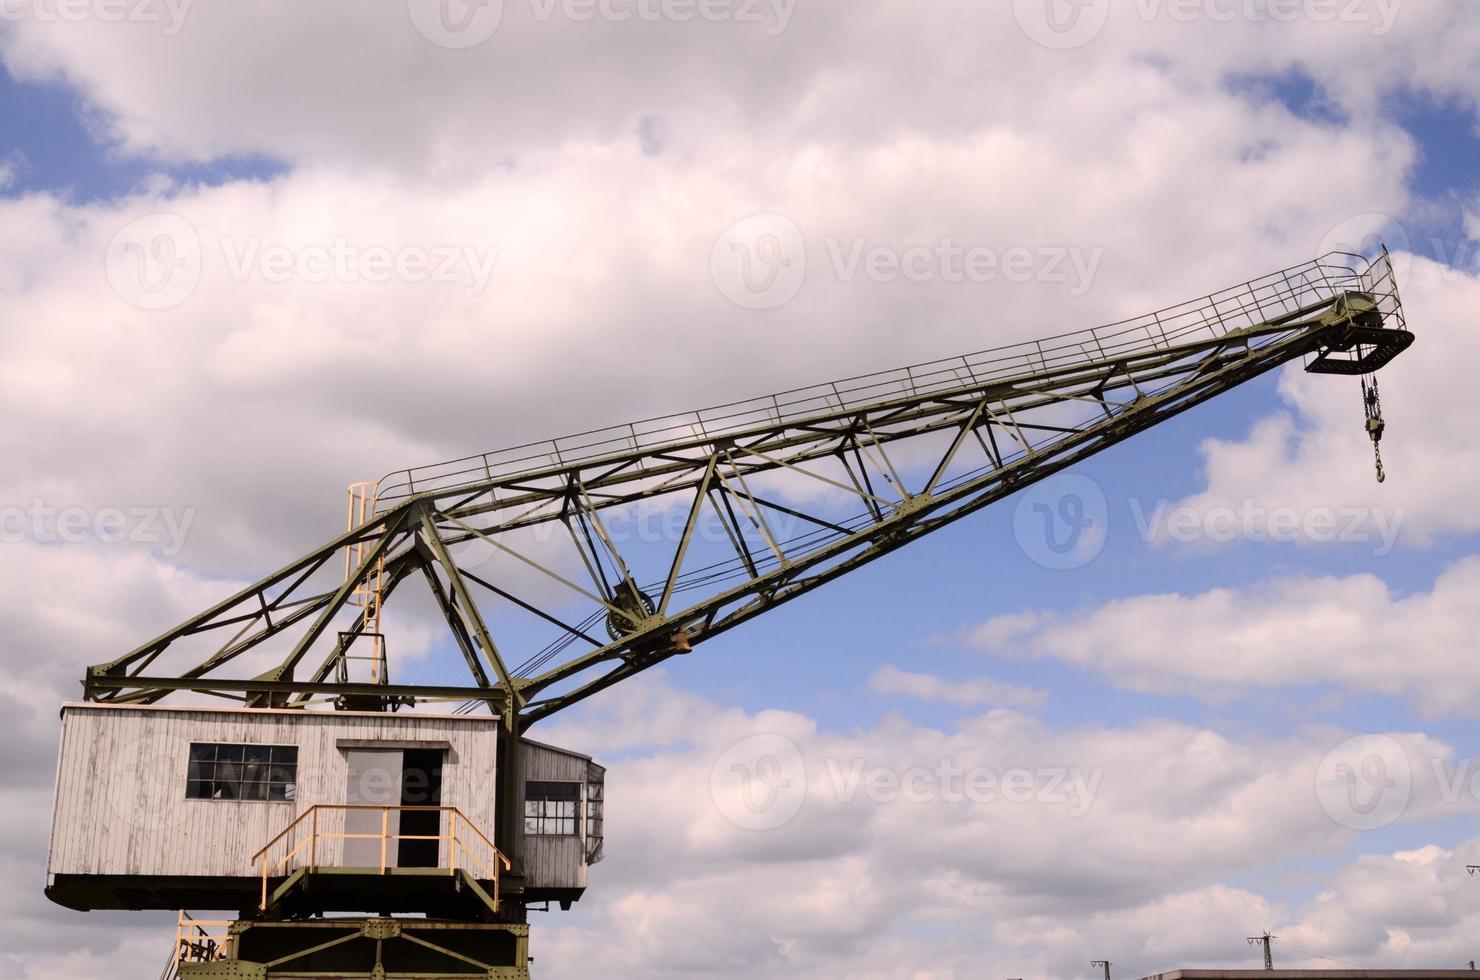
250 804 512 913
373 251 1391 505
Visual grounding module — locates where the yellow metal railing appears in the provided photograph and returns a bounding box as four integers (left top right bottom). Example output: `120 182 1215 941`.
174 910 233 966
250 804 511 912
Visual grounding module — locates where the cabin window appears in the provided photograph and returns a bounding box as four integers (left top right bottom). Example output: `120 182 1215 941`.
524 780 580 836
585 778 605 863
186 743 298 801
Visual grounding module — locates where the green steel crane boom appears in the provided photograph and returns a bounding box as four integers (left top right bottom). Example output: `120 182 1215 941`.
73 249 1413 976
82 250 1412 731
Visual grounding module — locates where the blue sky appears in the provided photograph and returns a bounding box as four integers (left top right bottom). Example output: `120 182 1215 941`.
0 69 285 200
4 7 1480 976
5 43 1472 882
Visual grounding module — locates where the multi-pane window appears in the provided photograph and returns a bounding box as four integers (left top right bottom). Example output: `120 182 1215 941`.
585 778 605 862
187 743 298 801
524 781 580 836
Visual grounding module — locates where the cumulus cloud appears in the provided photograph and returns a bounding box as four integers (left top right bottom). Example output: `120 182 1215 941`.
868 664 1048 709
492 677 1480 976
13 662 1480 976
969 556 1480 716
1153 257 1480 550
2 1 1478 975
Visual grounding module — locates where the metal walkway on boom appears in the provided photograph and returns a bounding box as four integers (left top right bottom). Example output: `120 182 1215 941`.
82 250 1411 729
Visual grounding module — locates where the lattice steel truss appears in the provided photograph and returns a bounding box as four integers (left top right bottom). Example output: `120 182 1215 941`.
84 251 1412 729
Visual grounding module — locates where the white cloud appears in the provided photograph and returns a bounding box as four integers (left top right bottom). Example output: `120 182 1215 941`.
508 676 1480 976
868 664 1047 709
2 2 1478 976
0 1 1474 174
10 665 1480 976
1155 257 1480 550
969 555 1480 716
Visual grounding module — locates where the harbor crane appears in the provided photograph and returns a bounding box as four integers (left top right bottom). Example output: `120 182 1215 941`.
48 251 1412 978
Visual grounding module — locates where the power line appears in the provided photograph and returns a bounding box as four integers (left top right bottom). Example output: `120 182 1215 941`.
1277 938 1371 971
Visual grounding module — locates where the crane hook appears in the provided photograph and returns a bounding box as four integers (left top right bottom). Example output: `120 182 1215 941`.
1361 375 1387 484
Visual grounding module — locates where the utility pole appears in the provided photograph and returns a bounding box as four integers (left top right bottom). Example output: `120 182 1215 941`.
1247 932 1276 970
1091 960 1112 980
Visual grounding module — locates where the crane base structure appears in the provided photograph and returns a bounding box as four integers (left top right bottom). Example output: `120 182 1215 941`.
48 250 1412 978
170 917 530 979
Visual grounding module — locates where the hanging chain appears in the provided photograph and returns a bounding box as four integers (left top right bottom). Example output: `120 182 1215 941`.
1361 373 1387 483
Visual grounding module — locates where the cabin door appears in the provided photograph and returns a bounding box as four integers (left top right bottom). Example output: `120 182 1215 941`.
344 749 403 868
397 748 444 868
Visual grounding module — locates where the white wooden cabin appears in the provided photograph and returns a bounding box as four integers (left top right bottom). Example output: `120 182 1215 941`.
45 703 603 915
518 738 606 907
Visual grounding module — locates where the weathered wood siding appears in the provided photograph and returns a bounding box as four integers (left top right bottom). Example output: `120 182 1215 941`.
517 739 597 891
47 703 501 882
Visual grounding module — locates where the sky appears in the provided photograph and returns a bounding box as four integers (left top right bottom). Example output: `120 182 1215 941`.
2 1 1480 977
